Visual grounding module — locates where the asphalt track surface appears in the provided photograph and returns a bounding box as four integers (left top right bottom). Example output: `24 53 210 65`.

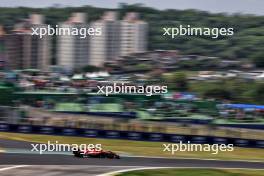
0 165 143 176
0 139 264 175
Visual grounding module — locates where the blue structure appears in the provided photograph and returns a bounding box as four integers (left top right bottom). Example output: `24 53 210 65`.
223 104 264 110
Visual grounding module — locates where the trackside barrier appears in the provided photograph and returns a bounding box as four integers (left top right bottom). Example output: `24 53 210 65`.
54 111 137 119
0 123 263 148
54 111 264 129
217 124 264 130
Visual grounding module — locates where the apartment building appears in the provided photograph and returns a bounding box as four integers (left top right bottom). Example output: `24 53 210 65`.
57 13 89 72
0 26 6 69
120 12 148 56
89 11 120 67
3 12 148 71
4 14 51 71
89 12 148 67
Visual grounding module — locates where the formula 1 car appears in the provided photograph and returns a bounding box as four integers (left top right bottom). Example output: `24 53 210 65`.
73 148 120 159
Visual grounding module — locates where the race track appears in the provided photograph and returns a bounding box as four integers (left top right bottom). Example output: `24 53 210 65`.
0 139 264 175
0 165 147 176
1 152 264 169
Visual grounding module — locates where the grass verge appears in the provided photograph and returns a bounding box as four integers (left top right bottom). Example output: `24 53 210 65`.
0 132 263 161
116 168 264 176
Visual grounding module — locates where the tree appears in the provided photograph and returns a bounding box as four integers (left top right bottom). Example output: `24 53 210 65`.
164 72 188 91
203 87 232 100
252 53 264 68
135 63 151 71
252 83 264 104
82 65 101 72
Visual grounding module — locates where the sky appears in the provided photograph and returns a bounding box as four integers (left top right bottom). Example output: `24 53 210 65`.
0 0 263 15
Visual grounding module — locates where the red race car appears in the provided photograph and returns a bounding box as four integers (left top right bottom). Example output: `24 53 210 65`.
73 148 120 159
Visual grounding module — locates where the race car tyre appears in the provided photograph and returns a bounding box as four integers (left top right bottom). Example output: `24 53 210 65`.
115 155 120 159
73 151 84 158
106 153 114 159
99 153 106 158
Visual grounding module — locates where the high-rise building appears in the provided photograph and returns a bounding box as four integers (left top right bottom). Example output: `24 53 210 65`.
120 12 148 56
4 32 25 70
89 11 120 66
0 26 6 69
57 13 89 72
4 14 51 71
57 11 147 68
89 12 148 66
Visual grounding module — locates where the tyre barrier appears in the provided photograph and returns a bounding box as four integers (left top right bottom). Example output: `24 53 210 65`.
0 123 263 148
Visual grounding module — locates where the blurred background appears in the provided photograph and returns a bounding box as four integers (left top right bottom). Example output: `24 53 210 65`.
0 0 263 151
